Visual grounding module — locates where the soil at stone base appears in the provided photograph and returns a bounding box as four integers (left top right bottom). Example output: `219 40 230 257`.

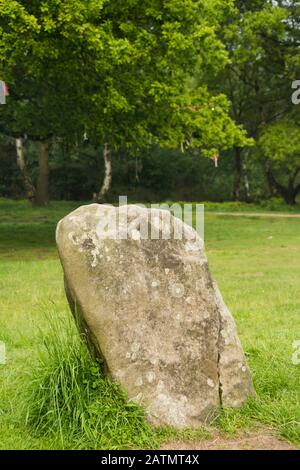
161 429 296 450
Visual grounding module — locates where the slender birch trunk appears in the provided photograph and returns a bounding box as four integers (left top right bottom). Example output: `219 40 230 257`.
15 138 36 204
233 146 242 201
94 143 112 202
35 142 49 206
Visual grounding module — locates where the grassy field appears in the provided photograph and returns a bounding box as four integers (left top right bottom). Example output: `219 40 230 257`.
0 198 300 449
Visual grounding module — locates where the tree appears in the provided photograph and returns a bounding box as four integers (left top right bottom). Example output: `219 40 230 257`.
259 118 300 205
0 0 250 204
0 0 89 204
214 0 300 200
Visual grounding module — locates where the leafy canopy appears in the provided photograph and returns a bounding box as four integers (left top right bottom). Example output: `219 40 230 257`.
0 0 249 155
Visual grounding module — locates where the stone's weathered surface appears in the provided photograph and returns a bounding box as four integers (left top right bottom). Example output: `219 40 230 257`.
56 204 254 429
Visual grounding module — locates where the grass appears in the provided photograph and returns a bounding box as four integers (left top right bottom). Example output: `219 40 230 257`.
165 198 300 213
195 198 300 213
0 198 300 449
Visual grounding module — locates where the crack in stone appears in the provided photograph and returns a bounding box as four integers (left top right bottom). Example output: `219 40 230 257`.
216 304 223 407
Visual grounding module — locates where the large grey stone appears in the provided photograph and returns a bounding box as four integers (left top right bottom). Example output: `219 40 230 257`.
56 204 254 428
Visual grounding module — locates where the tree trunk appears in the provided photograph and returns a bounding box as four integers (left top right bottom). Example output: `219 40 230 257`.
243 152 251 202
287 168 300 205
94 143 112 202
265 160 299 205
15 138 36 203
281 188 297 205
35 142 49 206
233 147 242 201
265 160 278 197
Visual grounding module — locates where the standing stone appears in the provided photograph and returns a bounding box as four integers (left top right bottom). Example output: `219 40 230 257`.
56 204 254 428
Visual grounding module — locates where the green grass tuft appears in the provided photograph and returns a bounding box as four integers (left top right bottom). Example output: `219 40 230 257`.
25 308 160 450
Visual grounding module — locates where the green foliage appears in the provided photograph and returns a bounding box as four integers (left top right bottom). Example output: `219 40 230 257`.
204 0 300 202
259 120 300 170
0 0 248 154
0 1 300 203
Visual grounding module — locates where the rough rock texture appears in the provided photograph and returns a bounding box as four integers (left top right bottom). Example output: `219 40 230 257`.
56 204 254 428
